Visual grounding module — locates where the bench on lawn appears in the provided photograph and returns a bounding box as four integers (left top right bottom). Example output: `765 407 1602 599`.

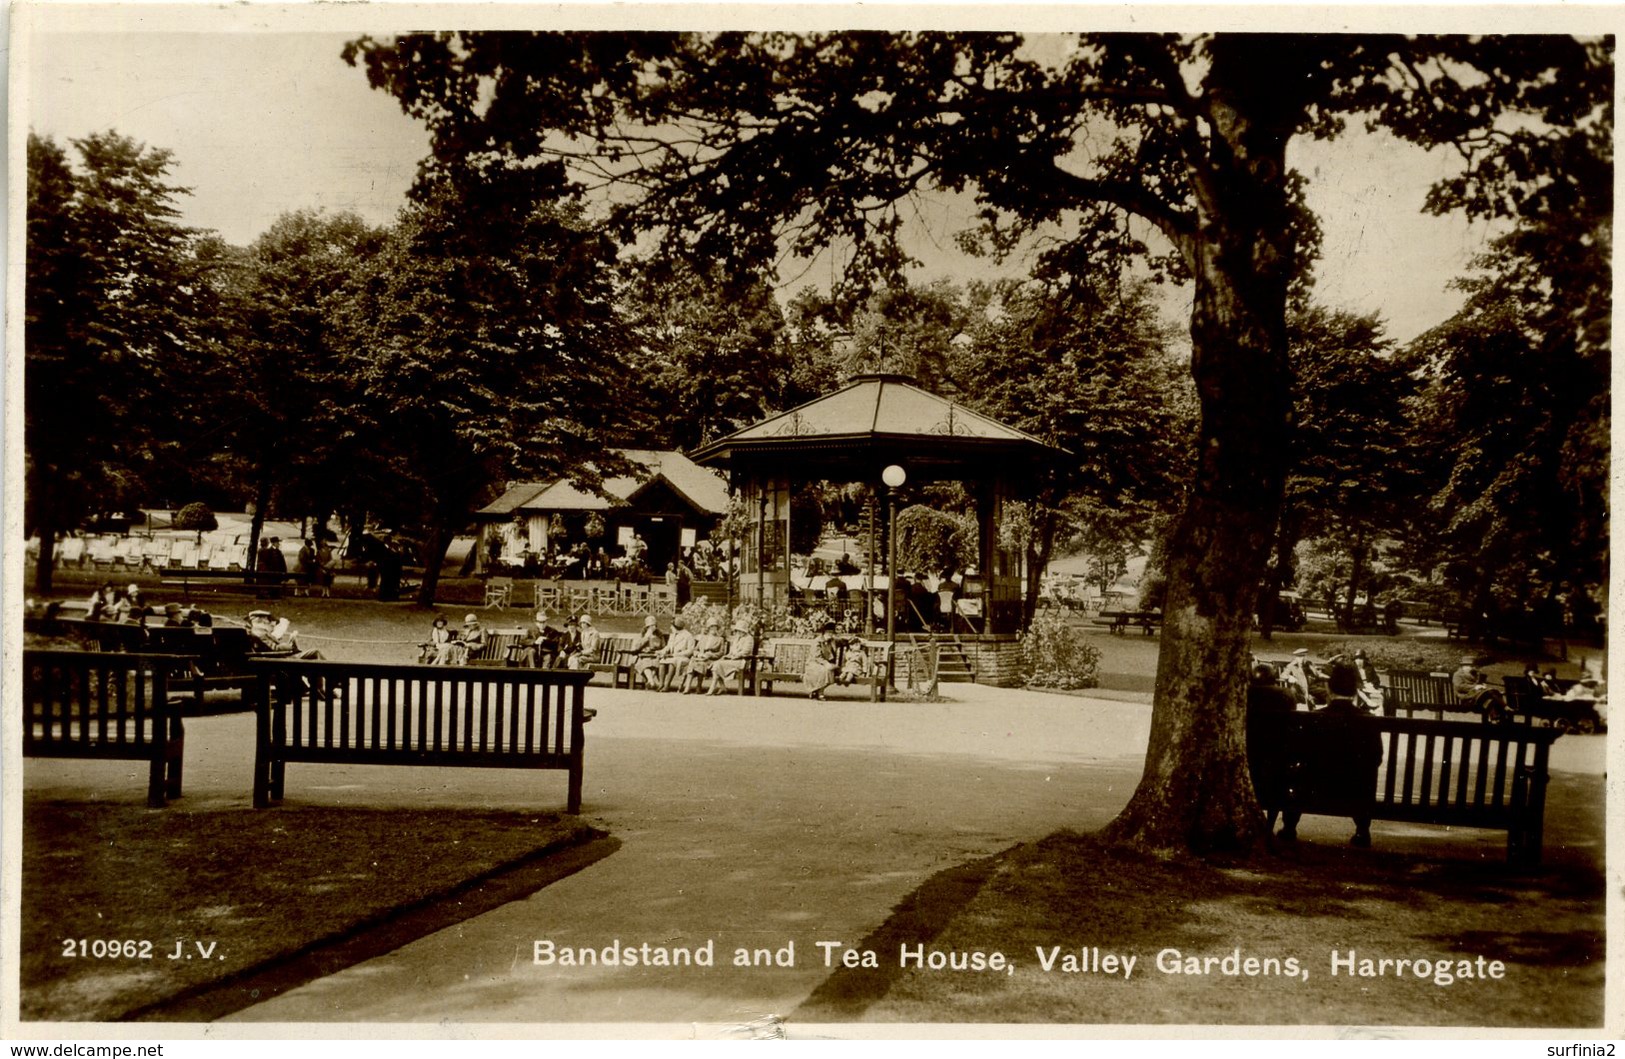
1384 669 1483 721
247 658 594 812
22 650 188 807
159 568 300 600
1254 710 1560 866
1091 610 1161 635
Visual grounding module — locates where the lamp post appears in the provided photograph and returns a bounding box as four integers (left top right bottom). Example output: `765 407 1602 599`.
881 464 906 687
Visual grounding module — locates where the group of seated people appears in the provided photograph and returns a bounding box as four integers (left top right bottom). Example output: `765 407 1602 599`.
50 582 319 658
627 615 756 695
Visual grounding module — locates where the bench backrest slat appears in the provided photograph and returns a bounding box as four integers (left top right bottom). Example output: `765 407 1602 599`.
253 659 590 759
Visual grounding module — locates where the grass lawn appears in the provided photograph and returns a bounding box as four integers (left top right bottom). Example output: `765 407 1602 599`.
794 830 1604 1028
21 800 608 1022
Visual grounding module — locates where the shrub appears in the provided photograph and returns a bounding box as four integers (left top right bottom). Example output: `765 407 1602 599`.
1322 638 1471 674
173 502 217 533
1020 610 1102 690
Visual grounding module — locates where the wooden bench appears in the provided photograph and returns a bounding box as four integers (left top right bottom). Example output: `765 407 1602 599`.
756 639 894 701
1384 669 1481 721
25 615 152 653
585 634 642 688
23 650 188 807
1254 710 1561 866
1092 610 1161 635
756 639 815 696
247 658 594 812
466 629 531 667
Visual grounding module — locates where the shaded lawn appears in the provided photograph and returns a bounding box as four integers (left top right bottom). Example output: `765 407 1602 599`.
21 800 603 1021
796 827 1603 1028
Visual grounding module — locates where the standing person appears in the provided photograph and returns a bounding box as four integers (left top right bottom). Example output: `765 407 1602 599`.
315 539 335 598
676 557 693 609
295 539 316 598
262 537 288 598
377 535 403 602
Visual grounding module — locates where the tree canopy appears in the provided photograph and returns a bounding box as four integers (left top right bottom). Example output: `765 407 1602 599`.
344 30 1610 854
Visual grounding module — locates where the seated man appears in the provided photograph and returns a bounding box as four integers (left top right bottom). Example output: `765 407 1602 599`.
1282 662 1384 848
1246 661 1298 836
1451 654 1507 717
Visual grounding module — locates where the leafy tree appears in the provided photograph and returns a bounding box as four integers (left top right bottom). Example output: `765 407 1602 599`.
619 261 789 449
895 504 976 575
25 131 204 593
347 31 1608 854
333 178 628 603
200 211 389 570
952 278 1193 627
1260 307 1420 635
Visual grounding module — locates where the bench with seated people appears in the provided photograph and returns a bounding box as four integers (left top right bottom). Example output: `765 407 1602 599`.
1252 663 1559 865
756 636 892 701
248 657 594 813
1384 668 1507 722
23 650 188 807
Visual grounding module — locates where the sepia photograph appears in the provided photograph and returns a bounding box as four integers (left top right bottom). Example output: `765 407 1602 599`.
5 3 1614 1041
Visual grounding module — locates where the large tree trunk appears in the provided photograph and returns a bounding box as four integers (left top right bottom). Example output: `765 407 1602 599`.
1021 499 1058 631
1102 41 1299 855
34 518 57 595
416 516 455 606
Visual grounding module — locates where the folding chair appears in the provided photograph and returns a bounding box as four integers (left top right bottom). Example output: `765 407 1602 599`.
484 576 514 608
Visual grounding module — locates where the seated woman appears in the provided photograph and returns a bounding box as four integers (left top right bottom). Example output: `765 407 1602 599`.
683 619 727 694
455 614 487 665
426 616 458 665
645 617 695 690
708 619 758 695
803 623 840 701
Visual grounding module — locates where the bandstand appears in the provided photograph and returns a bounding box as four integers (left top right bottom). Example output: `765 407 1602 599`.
689 373 1068 685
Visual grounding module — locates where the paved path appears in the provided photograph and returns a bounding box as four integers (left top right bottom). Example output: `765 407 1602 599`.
220 682 1155 1028
22 680 1606 1032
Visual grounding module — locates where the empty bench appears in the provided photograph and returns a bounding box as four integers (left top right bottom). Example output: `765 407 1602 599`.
1255 711 1560 866
248 658 594 812
23 650 188 807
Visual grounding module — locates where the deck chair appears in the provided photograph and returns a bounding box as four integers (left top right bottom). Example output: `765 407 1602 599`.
484 576 514 608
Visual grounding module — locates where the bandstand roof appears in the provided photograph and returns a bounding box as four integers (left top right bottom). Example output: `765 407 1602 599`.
689 373 1068 482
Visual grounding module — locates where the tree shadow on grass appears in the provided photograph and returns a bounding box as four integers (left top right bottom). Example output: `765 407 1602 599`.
792 829 1604 1027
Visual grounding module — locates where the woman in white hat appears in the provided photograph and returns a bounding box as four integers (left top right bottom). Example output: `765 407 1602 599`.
708 617 758 695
